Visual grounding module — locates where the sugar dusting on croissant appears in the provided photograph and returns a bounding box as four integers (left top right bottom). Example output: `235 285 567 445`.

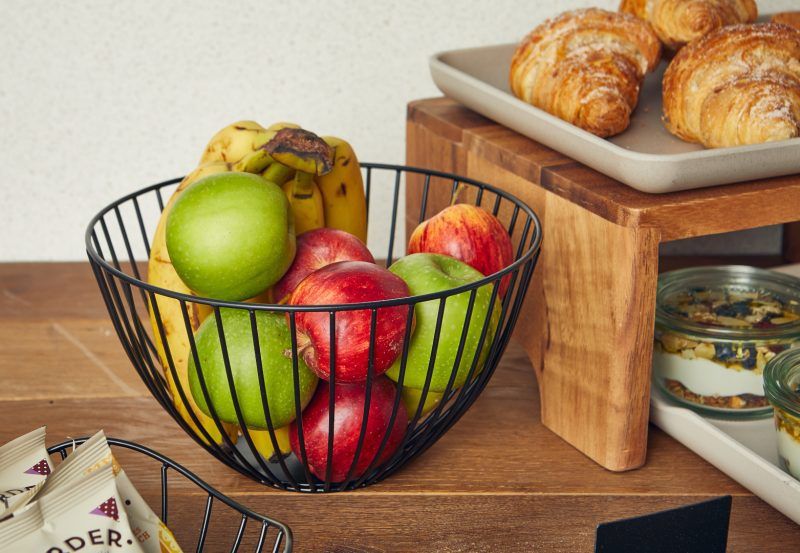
620 0 757 51
663 23 800 148
510 8 661 138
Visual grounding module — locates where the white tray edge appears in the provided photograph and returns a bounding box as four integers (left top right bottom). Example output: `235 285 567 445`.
650 388 800 524
429 49 800 194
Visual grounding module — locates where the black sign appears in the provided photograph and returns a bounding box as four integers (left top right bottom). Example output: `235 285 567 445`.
595 496 732 553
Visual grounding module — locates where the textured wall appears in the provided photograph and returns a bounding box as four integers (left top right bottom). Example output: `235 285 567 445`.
1 0 794 260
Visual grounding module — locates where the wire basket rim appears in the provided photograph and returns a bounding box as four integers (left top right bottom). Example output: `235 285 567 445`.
84 163 542 312
47 436 293 547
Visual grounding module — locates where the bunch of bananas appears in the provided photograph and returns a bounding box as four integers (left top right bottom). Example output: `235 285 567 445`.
147 120 368 458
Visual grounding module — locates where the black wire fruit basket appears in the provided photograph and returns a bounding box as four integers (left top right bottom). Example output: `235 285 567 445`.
48 437 292 552
85 163 542 492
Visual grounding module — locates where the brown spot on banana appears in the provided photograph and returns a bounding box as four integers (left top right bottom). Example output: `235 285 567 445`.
265 128 334 176
189 304 201 330
338 182 347 196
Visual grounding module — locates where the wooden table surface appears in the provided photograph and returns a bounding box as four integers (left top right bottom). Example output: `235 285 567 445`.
3 262 800 552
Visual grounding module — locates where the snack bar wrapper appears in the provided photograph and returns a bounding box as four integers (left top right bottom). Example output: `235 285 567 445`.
34 431 183 553
0 462 142 551
0 427 52 518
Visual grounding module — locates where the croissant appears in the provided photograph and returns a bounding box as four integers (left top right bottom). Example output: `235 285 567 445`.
510 9 661 137
620 0 757 51
773 12 800 31
662 23 800 148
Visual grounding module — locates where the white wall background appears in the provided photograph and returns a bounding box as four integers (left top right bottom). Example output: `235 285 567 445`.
1 0 794 261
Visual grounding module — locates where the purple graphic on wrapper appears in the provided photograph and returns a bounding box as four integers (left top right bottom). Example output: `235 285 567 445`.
90 497 120 521
24 459 51 475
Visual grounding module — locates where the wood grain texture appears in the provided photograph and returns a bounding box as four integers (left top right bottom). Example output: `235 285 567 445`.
408 98 800 242
467 156 659 471
2 258 800 550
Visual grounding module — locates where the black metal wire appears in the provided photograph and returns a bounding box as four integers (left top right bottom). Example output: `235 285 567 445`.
84 163 543 493
47 437 293 552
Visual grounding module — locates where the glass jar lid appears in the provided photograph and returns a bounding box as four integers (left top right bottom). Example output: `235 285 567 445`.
656 266 800 341
764 347 800 418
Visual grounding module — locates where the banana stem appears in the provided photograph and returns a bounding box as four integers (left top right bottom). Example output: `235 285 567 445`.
262 162 295 185
292 171 315 199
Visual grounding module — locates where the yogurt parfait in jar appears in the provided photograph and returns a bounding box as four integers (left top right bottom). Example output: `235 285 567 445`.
764 348 800 479
653 266 800 419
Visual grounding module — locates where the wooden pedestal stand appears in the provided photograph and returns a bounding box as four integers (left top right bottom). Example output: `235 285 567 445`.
406 97 800 471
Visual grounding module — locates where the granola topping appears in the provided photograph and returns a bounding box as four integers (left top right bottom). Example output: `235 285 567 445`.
656 331 786 373
665 379 768 409
661 286 800 330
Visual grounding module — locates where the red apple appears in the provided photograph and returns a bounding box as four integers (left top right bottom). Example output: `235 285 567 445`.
289 260 411 382
273 228 374 302
290 376 407 482
408 203 514 294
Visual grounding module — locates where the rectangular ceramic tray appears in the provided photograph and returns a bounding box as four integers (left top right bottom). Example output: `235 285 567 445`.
650 264 800 525
429 43 800 194
650 388 800 525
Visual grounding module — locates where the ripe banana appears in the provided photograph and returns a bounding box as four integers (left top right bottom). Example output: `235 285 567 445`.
249 427 292 460
200 120 300 172
282 175 325 235
150 123 365 452
148 161 239 446
316 136 368 242
200 121 267 165
150 121 302 447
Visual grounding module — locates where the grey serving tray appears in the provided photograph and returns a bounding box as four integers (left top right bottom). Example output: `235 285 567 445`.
430 43 800 194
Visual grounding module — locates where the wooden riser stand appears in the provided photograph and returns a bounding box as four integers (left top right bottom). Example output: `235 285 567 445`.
406 98 800 471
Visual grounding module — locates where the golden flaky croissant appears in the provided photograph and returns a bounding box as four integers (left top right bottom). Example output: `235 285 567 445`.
773 12 800 31
510 8 661 137
662 23 800 148
620 0 757 51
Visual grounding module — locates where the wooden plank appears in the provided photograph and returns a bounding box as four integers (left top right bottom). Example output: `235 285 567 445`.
407 97 494 143
463 125 571 184
465 155 658 470
408 99 800 242
0 319 147 400
541 164 800 242
4 395 799 551
0 262 111 321
0 350 748 498
136 494 800 553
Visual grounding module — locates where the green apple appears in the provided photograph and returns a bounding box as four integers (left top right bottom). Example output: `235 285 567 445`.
401 387 444 419
166 172 295 301
386 253 501 392
188 308 318 429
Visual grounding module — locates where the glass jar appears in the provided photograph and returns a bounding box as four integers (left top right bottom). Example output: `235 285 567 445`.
653 266 800 419
764 348 800 480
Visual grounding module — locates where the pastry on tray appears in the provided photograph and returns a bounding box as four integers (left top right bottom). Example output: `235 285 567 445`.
619 0 757 51
662 23 800 148
772 12 800 30
509 8 661 138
